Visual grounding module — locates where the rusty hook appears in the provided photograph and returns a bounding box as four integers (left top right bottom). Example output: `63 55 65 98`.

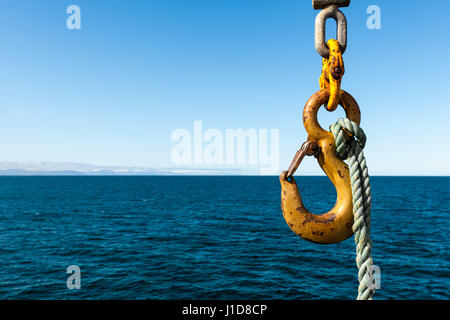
280 89 361 244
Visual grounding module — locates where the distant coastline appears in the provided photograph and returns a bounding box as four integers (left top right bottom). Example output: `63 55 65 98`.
0 160 245 176
0 161 448 176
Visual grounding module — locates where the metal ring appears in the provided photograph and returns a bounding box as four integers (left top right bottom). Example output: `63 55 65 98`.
303 89 360 140
314 5 347 58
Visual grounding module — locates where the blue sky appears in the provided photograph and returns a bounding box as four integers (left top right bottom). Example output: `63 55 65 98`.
0 0 449 175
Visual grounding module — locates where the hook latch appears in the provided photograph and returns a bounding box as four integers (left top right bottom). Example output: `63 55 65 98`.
285 141 320 180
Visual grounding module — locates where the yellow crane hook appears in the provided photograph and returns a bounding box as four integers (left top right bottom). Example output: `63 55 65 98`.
280 89 361 244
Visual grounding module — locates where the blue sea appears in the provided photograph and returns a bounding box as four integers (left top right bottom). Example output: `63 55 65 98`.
0 176 448 300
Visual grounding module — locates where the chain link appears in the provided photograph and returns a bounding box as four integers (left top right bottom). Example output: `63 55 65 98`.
314 4 348 58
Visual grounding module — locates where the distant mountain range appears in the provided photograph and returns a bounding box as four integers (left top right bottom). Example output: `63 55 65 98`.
0 160 245 176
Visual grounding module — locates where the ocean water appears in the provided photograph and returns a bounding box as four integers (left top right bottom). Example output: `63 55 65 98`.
0 176 448 300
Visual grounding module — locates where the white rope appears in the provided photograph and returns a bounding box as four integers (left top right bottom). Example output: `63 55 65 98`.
331 118 375 300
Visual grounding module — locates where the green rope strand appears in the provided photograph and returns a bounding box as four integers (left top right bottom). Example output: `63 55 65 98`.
330 118 375 300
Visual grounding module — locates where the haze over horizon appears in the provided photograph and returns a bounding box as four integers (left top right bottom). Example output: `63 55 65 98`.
0 159 447 176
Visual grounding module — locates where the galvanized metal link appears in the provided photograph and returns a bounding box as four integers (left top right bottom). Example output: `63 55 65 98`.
315 5 347 58
313 0 350 10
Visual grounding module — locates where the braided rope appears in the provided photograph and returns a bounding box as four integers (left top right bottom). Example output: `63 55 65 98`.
330 118 375 300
